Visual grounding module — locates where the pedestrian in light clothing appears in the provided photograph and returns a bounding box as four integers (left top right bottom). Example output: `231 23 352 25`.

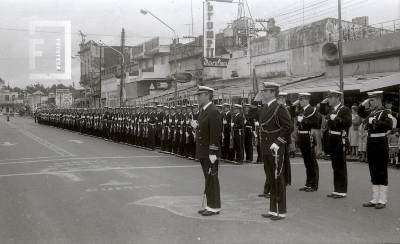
192 86 222 216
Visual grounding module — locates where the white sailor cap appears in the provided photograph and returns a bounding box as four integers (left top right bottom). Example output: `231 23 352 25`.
223 103 231 107
277 92 288 98
368 91 384 98
261 82 280 91
298 92 311 99
157 104 163 107
216 104 223 108
327 90 342 97
194 86 214 95
233 104 242 109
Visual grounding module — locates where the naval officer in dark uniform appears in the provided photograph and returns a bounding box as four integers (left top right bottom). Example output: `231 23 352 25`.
359 91 392 209
248 82 294 221
320 90 352 198
192 86 222 216
291 93 319 192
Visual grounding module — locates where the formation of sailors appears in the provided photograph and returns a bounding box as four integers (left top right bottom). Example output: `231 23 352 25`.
35 102 265 165
35 86 395 219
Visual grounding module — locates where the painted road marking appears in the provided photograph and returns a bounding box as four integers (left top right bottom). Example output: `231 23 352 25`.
6 123 73 156
129 194 298 223
117 170 141 179
0 155 172 165
99 180 133 186
47 172 84 182
87 184 172 192
0 155 71 162
0 142 18 146
69 140 84 144
0 165 201 178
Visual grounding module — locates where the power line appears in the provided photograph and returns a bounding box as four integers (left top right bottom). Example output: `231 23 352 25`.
278 0 374 28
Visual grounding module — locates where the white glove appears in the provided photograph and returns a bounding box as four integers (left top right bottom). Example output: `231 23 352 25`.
297 115 304 122
270 143 279 153
254 121 259 126
186 132 189 137
292 100 300 106
169 119 172 123
369 117 375 124
330 114 337 120
175 119 178 123
231 122 234 127
254 91 263 102
209 154 217 164
223 119 227 125
190 120 198 129
362 99 370 106
321 98 329 104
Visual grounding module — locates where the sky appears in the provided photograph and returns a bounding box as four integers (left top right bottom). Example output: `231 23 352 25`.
1 0 399 90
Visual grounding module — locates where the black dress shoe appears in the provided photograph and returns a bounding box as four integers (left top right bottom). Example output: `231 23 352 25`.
299 186 309 191
261 213 274 218
375 203 386 209
202 211 220 216
333 194 346 198
258 193 267 197
305 188 317 192
270 215 285 221
198 209 207 214
327 193 336 197
363 202 376 207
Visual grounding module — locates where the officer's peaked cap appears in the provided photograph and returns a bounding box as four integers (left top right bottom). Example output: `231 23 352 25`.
194 86 214 95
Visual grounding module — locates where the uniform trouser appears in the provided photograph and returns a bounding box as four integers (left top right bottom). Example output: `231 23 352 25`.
300 146 319 189
367 138 389 186
284 144 292 185
244 135 253 161
179 139 185 156
148 128 155 150
330 150 348 193
262 155 286 214
222 137 234 161
234 137 244 163
256 145 262 162
190 137 196 158
200 158 221 209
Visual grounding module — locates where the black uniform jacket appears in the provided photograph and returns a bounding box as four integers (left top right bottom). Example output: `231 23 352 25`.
195 103 222 159
248 100 294 156
291 105 319 148
320 102 352 151
233 113 245 139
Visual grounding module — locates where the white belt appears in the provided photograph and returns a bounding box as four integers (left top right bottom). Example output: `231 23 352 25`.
298 131 310 134
329 130 341 135
369 133 386 138
246 126 252 128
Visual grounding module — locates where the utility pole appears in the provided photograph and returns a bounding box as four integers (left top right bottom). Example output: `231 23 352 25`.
338 0 344 101
120 28 125 107
99 45 102 107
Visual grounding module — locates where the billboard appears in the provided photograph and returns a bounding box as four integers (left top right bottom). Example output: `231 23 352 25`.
203 1 215 58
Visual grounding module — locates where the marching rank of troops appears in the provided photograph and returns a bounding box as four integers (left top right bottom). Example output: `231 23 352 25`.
34 82 396 219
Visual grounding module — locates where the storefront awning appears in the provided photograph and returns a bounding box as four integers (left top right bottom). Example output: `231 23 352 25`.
282 72 400 94
360 72 400 92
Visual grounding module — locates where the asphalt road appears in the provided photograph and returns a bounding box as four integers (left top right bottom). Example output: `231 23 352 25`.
0 116 399 244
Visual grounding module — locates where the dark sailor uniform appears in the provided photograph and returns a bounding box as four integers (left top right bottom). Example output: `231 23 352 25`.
291 101 319 191
196 102 222 212
248 96 294 218
320 94 352 197
359 91 392 208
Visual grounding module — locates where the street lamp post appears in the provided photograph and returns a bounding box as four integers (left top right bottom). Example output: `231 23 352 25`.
140 8 178 106
98 41 125 107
